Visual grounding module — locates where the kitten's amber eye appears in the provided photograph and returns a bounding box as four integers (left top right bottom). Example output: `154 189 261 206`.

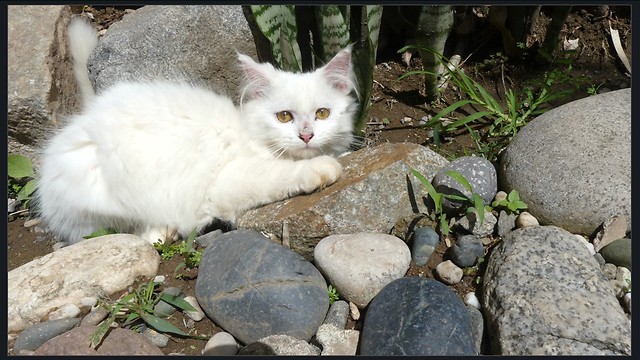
315 108 330 120
276 111 293 123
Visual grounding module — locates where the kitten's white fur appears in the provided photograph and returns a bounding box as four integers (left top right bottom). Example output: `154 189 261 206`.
35 18 357 245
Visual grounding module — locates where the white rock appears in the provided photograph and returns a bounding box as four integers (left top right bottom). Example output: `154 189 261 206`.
314 233 411 309
183 296 205 322
153 275 166 284
494 191 508 203
48 303 81 320
8 234 160 333
435 260 463 285
516 211 539 228
602 263 618 279
23 218 42 227
464 292 481 309
574 234 596 255
315 324 359 356
202 331 239 356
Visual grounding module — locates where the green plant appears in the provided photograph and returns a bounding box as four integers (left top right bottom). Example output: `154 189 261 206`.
399 47 577 161
7 153 37 209
90 279 202 348
242 5 383 139
492 189 528 215
154 229 202 279
587 83 604 96
328 285 340 304
410 168 487 236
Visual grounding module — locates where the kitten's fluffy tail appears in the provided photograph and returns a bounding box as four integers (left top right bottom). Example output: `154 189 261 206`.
68 17 99 104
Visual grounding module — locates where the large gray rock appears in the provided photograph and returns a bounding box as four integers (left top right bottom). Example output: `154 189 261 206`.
8 5 81 164
498 88 631 235
238 142 449 260
8 234 160 334
195 230 329 345
483 226 631 355
89 5 257 100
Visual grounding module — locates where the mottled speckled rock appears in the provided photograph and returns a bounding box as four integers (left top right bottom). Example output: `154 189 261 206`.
432 156 497 214
89 5 256 100
238 335 320 355
195 230 329 345
360 277 476 355
498 88 631 235
238 142 449 260
483 226 631 355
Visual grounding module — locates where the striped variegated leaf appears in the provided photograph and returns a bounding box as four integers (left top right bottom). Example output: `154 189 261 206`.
365 5 382 51
251 5 302 71
315 6 350 59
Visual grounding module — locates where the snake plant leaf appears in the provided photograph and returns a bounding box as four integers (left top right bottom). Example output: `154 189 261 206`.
251 5 302 71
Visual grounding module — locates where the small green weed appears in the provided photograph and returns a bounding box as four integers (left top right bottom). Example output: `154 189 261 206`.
91 279 204 348
7 153 37 209
492 190 528 215
410 168 488 236
84 227 119 239
154 228 202 279
328 285 340 304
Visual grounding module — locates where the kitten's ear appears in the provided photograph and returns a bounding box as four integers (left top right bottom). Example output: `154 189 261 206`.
321 45 356 95
238 53 274 99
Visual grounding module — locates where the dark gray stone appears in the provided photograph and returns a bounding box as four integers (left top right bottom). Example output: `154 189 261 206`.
450 234 484 267
195 229 329 345
467 305 484 354
411 226 439 266
14 318 80 353
432 156 497 215
323 300 349 329
599 238 631 271
360 277 476 355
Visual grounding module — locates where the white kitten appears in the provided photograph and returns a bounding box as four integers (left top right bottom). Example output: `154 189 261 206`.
34 18 357 245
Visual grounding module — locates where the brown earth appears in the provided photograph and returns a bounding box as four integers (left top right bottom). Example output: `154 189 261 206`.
7 5 631 356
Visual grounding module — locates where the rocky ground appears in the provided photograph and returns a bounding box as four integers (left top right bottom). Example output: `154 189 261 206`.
7 5 632 356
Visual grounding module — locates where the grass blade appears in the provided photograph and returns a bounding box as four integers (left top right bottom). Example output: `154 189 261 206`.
443 111 493 132
159 293 197 312
139 312 190 337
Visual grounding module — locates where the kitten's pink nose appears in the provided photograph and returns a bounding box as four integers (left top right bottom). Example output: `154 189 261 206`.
299 133 314 143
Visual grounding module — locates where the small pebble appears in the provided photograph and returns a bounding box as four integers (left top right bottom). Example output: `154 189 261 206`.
81 306 110 327
183 296 206 322
400 116 413 124
324 300 349 329
80 297 98 308
494 191 507 203
202 331 239 356
48 303 81 321
419 115 431 126
23 218 42 227
574 234 596 255
8 198 19 213
411 227 439 266
450 235 484 267
349 302 360 321
154 287 185 317
464 292 481 309
515 211 539 228
615 266 631 284
153 275 166 284
143 328 169 348
602 263 618 279
435 260 463 285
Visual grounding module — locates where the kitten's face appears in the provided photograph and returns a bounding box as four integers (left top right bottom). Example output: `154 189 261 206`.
239 48 357 159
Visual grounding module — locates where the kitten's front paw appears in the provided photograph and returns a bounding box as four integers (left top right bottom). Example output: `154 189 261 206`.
301 155 343 193
139 226 179 245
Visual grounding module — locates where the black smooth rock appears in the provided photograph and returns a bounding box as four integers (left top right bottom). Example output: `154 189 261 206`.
195 229 329 345
360 277 476 355
450 234 484 267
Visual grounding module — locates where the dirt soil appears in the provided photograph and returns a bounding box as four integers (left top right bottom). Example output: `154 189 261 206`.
7 5 631 356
